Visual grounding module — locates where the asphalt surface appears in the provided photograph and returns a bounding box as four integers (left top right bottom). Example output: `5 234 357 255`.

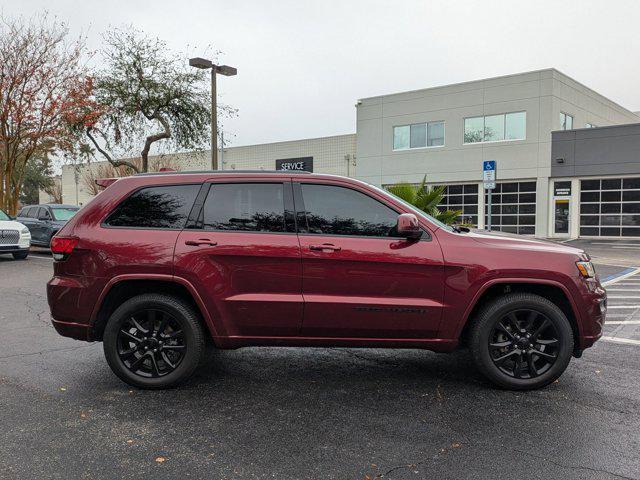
1 243 639 480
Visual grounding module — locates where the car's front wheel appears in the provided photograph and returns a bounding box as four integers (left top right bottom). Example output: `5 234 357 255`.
469 293 574 390
103 293 206 389
12 251 29 260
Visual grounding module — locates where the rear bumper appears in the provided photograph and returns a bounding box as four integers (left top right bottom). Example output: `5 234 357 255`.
47 275 99 342
51 318 93 341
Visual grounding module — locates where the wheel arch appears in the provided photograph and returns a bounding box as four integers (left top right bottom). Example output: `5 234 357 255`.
458 279 582 349
91 275 219 343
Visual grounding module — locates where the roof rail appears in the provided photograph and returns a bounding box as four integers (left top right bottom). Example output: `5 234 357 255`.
133 169 313 176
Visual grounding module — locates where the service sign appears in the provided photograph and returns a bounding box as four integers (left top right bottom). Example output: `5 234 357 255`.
276 157 313 172
554 182 572 196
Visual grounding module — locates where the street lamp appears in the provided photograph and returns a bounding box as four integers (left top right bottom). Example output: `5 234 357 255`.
189 57 237 170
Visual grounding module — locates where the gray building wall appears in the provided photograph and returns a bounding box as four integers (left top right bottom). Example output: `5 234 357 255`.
552 123 640 177
355 68 639 237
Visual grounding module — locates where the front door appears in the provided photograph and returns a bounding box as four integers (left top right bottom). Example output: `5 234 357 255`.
295 181 445 339
173 180 303 339
553 198 570 236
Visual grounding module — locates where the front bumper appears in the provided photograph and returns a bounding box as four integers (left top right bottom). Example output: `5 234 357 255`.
578 282 607 349
0 245 29 254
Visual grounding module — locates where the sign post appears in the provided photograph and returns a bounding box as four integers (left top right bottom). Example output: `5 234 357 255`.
483 161 496 230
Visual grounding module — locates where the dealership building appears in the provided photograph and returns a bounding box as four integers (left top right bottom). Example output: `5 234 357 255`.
52 68 640 239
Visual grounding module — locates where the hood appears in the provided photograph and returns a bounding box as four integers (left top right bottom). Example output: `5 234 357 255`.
467 228 586 258
0 220 28 231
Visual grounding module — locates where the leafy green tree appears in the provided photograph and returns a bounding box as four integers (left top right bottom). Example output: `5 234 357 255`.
84 27 234 172
19 155 54 205
385 176 461 225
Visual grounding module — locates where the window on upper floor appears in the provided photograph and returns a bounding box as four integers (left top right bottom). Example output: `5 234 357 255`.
560 112 573 130
463 111 526 144
585 123 597 129
393 121 444 150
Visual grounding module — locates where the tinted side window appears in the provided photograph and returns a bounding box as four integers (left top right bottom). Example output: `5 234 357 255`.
106 185 200 229
202 183 285 232
300 184 398 237
38 208 51 220
27 207 39 218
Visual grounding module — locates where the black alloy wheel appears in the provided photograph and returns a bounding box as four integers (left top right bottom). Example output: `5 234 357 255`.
103 293 205 389
469 292 574 390
488 309 560 379
117 309 186 378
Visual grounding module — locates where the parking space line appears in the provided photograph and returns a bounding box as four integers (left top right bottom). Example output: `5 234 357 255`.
607 305 640 309
29 255 53 261
601 336 640 346
605 320 640 325
592 243 640 247
607 296 640 299
602 267 640 286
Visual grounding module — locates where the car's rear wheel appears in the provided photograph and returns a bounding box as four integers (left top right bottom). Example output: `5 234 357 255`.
12 251 29 260
469 293 574 390
103 293 205 389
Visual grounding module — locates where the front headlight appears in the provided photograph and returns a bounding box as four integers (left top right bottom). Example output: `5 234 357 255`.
576 261 596 278
20 227 30 235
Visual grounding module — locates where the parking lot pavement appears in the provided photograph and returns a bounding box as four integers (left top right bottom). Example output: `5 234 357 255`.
2 254 640 480
601 269 640 345
565 238 640 268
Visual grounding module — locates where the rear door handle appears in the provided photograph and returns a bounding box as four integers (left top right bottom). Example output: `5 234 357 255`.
185 238 218 247
309 243 341 252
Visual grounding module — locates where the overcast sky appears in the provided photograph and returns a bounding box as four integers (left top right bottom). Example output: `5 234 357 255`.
4 0 640 149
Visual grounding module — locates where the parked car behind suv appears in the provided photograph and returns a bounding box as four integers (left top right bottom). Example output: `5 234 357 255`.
0 209 31 259
18 204 79 247
47 171 606 390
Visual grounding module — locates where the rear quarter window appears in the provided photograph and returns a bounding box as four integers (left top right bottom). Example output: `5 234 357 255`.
105 184 200 229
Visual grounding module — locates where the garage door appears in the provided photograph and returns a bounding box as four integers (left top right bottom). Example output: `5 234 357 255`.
579 177 640 237
435 183 479 226
484 181 536 234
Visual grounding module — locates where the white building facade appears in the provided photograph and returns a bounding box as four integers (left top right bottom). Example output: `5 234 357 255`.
354 68 639 237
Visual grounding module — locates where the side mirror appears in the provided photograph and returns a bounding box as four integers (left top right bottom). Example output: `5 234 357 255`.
396 213 422 240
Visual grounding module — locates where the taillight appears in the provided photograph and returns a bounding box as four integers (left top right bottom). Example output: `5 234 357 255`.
50 236 79 261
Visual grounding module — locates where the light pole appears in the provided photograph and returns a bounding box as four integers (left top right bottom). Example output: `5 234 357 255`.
189 57 237 170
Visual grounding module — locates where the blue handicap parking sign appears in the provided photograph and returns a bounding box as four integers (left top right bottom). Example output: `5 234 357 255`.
483 160 496 171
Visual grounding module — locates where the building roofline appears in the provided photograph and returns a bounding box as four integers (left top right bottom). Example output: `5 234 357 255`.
357 68 637 115
219 132 356 150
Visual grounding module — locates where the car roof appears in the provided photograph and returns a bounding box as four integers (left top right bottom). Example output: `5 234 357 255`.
20 204 79 210
134 169 312 176
44 204 79 209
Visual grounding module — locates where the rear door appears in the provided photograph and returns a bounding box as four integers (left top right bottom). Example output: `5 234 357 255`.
174 180 303 339
295 181 445 339
34 207 53 244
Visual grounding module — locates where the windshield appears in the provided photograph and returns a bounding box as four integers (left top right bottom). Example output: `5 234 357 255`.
51 208 78 221
368 183 455 232
0 209 10 221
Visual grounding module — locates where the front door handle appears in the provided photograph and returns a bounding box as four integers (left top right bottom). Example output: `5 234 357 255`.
309 243 341 252
185 238 218 247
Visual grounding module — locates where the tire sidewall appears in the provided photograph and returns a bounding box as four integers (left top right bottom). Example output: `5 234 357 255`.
472 295 574 390
103 295 203 389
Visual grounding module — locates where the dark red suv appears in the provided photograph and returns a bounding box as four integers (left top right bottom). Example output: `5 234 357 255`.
47 171 606 390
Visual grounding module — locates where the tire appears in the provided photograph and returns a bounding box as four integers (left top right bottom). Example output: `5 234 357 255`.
469 293 574 390
12 251 29 260
103 293 206 389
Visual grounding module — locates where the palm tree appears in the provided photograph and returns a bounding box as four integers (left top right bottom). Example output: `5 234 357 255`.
385 176 462 225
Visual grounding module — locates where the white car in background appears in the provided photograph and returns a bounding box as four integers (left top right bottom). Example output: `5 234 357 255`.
0 209 31 260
